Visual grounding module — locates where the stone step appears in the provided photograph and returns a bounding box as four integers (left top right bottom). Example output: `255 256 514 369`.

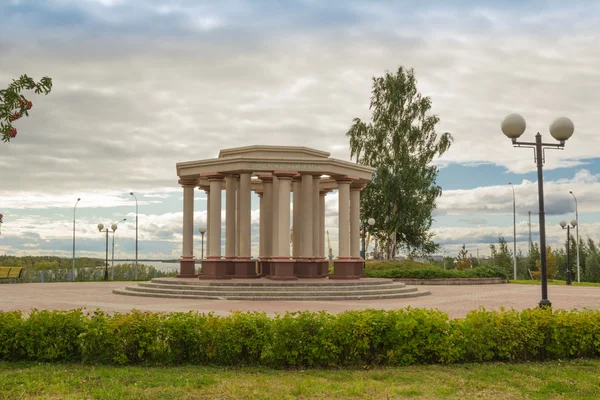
121 285 418 297
149 278 395 287
112 288 431 301
137 281 406 292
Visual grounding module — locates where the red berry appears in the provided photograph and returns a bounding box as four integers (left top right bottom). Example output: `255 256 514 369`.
9 128 17 138
27 101 32 110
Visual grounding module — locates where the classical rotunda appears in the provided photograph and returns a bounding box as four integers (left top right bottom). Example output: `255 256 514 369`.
176 145 375 280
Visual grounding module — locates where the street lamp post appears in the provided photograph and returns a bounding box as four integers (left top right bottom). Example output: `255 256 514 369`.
198 226 207 260
569 191 580 282
72 197 80 281
111 218 126 280
129 192 138 280
508 182 517 280
97 223 110 281
559 220 577 285
501 113 575 308
360 218 376 260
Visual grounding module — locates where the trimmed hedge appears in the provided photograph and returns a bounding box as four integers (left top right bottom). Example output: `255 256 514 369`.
365 264 508 280
2 308 600 367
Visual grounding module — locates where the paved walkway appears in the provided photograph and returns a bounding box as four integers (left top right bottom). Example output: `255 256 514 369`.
2 282 600 318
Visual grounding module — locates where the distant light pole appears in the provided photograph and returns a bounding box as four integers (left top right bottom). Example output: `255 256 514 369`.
111 218 126 280
443 250 448 270
129 192 138 280
502 113 575 308
569 191 580 282
72 197 80 281
198 226 207 260
508 182 517 280
559 219 577 285
97 223 111 281
360 218 376 260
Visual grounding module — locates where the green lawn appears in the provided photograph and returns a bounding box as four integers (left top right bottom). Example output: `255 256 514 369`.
2 360 600 399
511 279 600 287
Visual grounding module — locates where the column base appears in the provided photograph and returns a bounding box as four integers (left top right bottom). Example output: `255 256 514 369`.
317 259 330 277
258 258 271 276
331 259 363 279
294 258 321 278
177 257 198 278
234 258 259 278
269 258 297 280
198 258 232 279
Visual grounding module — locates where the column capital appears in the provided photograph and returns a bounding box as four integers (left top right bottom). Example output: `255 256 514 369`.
350 182 367 191
319 189 331 196
255 190 264 196
260 175 273 183
334 175 353 184
273 170 297 180
178 178 198 187
207 173 224 181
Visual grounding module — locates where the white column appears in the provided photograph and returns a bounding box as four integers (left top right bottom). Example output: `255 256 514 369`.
350 184 363 258
275 173 293 257
235 177 241 257
300 173 313 258
208 175 223 258
225 175 236 258
272 175 280 257
337 178 351 258
262 176 273 258
204 187 210 254
180 179 196 258
258 191 264 258
292 177 301 258
239 172 252 258
312 176 320 258
319 190 326 258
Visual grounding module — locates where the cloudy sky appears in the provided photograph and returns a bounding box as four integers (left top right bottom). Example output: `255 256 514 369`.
1 0 599 261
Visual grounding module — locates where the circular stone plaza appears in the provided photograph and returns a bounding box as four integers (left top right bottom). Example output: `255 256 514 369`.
3 145 600 317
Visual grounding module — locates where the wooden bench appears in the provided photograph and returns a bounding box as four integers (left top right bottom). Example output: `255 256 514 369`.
0 267 24 283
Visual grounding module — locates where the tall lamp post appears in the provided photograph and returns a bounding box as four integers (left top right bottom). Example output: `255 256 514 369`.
111 218 126 280
559 219 577 285
569 191 580 282
97 223 112 281
198 226 207 261
129 192 138 280
360 218 376 260
72 197 80 281
508 182 517 280
501 113 575 308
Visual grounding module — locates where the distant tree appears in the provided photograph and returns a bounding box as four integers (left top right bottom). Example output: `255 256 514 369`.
1 75 52 142
583 238 600 282
533 246 558 280
489 237 513 276
347 66 453 259
455 245 471 270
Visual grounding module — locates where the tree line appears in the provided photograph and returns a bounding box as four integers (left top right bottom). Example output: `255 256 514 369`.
432 236 600 282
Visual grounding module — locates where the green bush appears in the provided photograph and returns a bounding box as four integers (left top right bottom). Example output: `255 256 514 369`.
2 308 600 367
364 265 507 279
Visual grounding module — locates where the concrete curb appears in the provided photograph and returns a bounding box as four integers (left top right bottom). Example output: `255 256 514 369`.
394 278 508 285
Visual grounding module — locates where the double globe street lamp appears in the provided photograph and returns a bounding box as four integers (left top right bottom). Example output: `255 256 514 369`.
501 113 574 308
98 222 122 281
559 219 577 285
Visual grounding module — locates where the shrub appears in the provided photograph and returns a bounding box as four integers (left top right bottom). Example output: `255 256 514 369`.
2 308 600 366
364 265 507 280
